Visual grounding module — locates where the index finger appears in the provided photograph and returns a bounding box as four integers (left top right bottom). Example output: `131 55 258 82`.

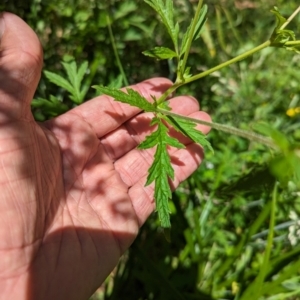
67 77 172 138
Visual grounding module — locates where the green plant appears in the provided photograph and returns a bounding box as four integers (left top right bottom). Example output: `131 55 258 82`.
93 1 300 228
4 1 300 299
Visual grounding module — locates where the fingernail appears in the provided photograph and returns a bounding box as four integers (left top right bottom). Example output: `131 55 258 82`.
0 13 5 42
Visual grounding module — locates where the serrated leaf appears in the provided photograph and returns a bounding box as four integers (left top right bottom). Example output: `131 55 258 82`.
165 134 185 149
93 86 155 112
272 29 295 45
144 0 179 52
108 74 124 89
44 71 74 95
183 67 192 79
62 61 77 89
155 172 172 228
159 100 172 111
143 0 158 12
180 5 207 57
164 115 213 152
138 119 184 228
31 97 68 116
62 61 89 103
142 47 177 59
174 21 180 47
284 44 300 54
193 5 208 40
270 7 296 46
139 117 184 150
45 60 89 104
165 0 173 25
77 61 89 89
271 6 287 30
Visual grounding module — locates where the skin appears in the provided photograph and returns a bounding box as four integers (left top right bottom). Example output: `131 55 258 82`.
0 12 211 300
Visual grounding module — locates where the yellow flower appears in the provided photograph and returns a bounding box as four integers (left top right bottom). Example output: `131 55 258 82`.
286 107 300 117
231 281 239 295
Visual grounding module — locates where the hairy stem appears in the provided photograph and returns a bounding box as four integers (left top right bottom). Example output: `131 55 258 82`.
157 82 184 105
157 108 277 149
185 40 270 84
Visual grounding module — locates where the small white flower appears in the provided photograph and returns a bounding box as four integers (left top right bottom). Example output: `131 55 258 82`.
288 211 300 246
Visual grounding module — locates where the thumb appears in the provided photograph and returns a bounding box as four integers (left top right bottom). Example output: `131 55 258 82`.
0 12 43 122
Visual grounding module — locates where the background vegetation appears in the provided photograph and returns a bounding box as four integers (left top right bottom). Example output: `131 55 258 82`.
2 0 300 299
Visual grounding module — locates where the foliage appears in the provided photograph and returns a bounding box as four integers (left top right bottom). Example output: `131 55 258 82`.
94 84 212 227
95 1 299 229
2 0 300 299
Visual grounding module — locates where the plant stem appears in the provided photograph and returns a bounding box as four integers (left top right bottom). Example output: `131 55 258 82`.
157 81 184 105
157 108 277 149
158 5 300 102
280 5 300 29
106 15 129 86
155 6 300 147
239 184 278 300
285 40 300 46
185 40 270 84
180 0 203 74
158 40 271 104
253 182 277 299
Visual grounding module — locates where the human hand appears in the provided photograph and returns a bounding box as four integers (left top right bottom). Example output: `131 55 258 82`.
0 13 211 300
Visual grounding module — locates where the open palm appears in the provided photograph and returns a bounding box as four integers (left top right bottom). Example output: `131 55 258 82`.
0 13 210 300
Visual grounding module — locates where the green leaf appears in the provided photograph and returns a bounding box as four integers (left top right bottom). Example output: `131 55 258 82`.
31 96 69 117
77 61 89 89
180 5 207 57
144 0 179 53
272 29 296 45
62 60 89 103
113 2 137 20
284 42 300 54
183 67 192 79
269 152 300 187
159 100 172 111
62 61 77 90
138 118 184 228
108 74 124 89
271 6 287 30
193 5 208 40
44 60 89 104
93 86 156 112
163 115 213 152
270 7 296 47
44 71 74 95
139 117 185 150
142 47 178 59
174 21 180 48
